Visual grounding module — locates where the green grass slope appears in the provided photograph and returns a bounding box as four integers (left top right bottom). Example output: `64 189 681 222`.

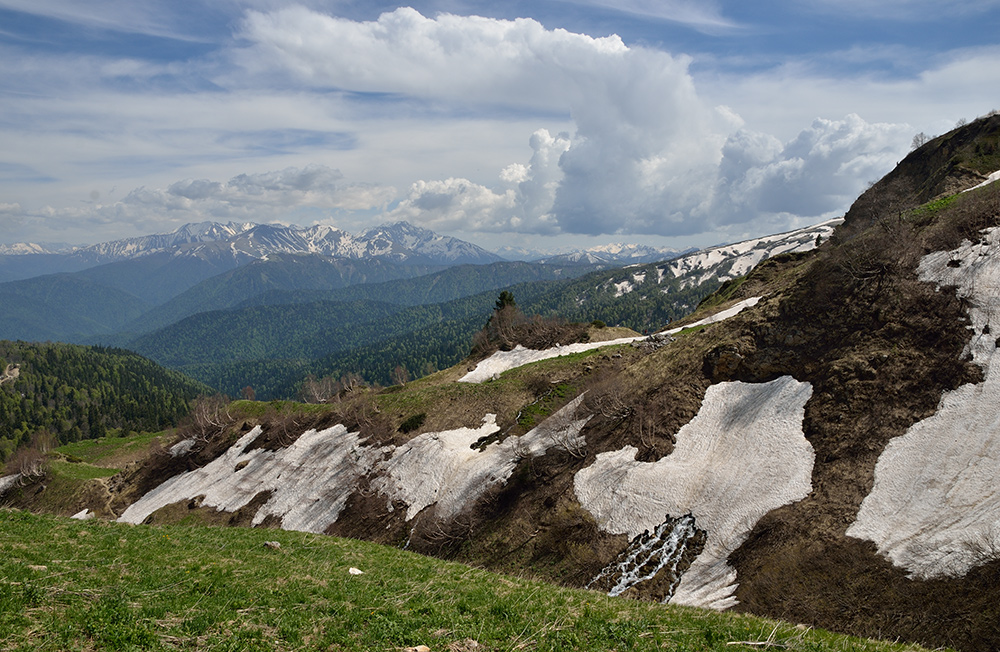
0 510 938 652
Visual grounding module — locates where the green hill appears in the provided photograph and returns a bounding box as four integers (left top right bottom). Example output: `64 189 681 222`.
0 341 209 460
0 509 937 652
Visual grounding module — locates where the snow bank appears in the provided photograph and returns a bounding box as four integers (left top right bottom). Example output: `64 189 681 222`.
120 399 593 531
575 376 814 609
0 473 20 494
962 169 1000 193
459 338 643 383
848 227 1000 578
119 425 385 533
665 297 761 335
375 397 591 520
460 297 762 384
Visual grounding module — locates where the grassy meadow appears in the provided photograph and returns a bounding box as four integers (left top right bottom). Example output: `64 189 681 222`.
0 510 942 652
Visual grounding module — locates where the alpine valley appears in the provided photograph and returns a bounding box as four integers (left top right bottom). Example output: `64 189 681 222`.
3 114 1000 652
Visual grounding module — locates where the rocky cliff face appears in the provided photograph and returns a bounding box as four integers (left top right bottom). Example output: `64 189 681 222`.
9 115 1000 652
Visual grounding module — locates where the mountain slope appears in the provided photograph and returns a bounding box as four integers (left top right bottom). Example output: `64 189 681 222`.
0 274 151 342
8 115 1000 652
0 340 208 458
120 254 443 337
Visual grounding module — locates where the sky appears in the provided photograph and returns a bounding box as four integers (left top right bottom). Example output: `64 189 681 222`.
0 1 998 254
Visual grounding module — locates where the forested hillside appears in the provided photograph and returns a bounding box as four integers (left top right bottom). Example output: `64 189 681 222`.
122 223 827 399
0 341 209 461
131 260 724 398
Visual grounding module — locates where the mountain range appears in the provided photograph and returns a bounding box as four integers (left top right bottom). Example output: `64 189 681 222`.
3 113 1000 652
0 211 836 399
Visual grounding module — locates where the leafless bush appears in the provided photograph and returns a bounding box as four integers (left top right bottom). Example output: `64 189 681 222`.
3 432 55 480
301 374 339 403
584 372 634 421
390 365 410 386
187 394 235 442
411 513 475 552
539 399 588 459
961 525 1000 567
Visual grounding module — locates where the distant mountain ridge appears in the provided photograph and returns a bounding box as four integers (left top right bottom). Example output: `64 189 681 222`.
1 220 502 269
496 242 692 265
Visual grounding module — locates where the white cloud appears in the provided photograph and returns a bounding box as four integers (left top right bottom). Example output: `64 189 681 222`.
3 165 397 243
557 0 738 32
237 8 744 236
384 129 571 234
714 114 911 225
234 6 630 111
138 164 394 213
4 4 992 249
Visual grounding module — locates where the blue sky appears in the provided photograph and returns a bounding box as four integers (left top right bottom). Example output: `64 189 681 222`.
1 0 998 253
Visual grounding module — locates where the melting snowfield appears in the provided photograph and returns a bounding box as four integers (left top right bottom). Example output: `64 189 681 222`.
459 337 643 383
848 228 1000 578
375 396 590 519
119 425 385 532
575 376 815 609
119 398 592 532
461 296 764 384
0 473 20 494
665 297 761 335
962 169 1000 193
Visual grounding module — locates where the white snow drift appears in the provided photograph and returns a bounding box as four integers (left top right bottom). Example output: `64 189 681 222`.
119 425 385 532
375 396 590 520
574 376 815 609
848 227 1000 578
460 296 764 384
459 338 643 383
119 398 592 533
665 296 761 335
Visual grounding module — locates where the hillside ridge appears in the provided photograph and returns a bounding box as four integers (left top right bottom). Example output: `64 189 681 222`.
4 114 1000 652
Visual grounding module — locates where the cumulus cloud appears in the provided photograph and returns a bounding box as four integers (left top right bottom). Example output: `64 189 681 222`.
236 8 746 236
3 165 397 244
385 129 570 234
0 202 24 230
235 6 632 111
136 164 394 214
233 8 917 239
714 114 911 225
2 4 943 248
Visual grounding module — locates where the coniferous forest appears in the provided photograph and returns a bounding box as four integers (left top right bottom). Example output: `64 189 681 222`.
0 341 209 462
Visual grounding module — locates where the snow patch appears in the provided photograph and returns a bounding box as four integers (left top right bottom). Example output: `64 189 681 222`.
848 227 1000 578
119 425 385 533
0 473 21 494
459 338 643 384
575 377 814 609
120 400 593 532
588 514 702 601
375 397 591 520
613 280 634 297
665 297 761 335
963 169 1000 193
169 438 196 457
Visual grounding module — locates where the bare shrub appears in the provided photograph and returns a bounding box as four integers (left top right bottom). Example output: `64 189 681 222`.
186 394 235 442
538 399 588 459
583 371 634 421
390 365 410 386
3 431 55 480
